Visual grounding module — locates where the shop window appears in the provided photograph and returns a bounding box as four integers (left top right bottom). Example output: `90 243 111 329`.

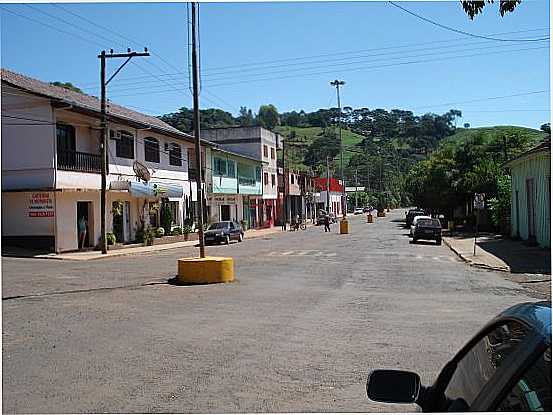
169 143 182 166
144 137 160 163
115 130 134 159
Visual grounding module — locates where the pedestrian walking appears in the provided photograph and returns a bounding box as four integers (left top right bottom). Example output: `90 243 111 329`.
324 214 331 232
78 216 88 250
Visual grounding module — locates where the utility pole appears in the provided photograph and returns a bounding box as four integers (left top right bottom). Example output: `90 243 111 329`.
330 79 346 218
99 48 149 254
354 168 358 209
281 137 287 230
191 2 206 258
326 156 331 212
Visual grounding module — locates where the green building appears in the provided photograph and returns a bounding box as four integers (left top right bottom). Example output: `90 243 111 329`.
505 139 550 248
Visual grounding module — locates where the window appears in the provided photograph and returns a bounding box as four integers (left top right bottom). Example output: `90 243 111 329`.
115 130 134 159
271 147 275 159
144 137 160 163
264 172 269 186
271 174 276 187
227 160 236 178
444 321 530 411
263 145 268 158
496 347 551 412
214 157 227 176
291 174 295 185
169 143 182 166
255 167 262 181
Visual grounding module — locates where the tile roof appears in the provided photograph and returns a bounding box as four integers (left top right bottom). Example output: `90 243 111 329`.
1 67 194 141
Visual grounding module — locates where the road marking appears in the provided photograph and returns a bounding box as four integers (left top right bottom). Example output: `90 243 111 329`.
265 250 337 258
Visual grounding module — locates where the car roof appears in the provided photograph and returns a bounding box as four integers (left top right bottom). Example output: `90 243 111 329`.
494 302 551 344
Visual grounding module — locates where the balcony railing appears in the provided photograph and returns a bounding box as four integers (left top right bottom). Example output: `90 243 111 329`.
57 150 102 174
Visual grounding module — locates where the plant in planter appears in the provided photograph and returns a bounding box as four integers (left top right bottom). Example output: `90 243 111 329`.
106 232 117 246
171 227 183 236
155 227 165 238
182 224 192 241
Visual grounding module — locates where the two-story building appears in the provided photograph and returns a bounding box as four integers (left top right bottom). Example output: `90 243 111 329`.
202 126 280 228
1 68 208 252
205 147 264 228
313 177 344 216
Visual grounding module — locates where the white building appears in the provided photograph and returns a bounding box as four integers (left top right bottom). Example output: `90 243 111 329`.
1 68 208 252
201 126 280 228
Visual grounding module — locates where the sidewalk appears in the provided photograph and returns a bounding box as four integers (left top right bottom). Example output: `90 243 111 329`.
3 226 286 261
443 233 551 274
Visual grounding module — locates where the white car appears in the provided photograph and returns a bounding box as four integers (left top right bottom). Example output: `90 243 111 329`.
410 215 432 236
354 208 364 215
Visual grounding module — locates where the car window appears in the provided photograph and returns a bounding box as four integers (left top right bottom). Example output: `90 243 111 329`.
443 321 531 410
496 347 551 412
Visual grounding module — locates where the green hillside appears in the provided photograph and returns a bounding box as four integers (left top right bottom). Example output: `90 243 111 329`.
274 125 365 170
441 126 546 148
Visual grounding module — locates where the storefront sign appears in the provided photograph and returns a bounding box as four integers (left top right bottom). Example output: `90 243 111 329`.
28 192 54 217
207 195 239 204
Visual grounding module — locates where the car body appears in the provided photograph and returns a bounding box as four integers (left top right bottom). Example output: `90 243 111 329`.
412 218 442 244
406 209 426 227
410 215 432 236
203 221 244 245
354 208 364 215
367 301 551 412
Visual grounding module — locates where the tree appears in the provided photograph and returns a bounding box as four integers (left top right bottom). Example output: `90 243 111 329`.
461 0 521 19
540 123 551 134
237 106 255 126
257 104 280 130
463 123 471 129
50 81 83 93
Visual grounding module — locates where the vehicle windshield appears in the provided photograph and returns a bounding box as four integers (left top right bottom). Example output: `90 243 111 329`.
417 219 441 227
208 222 229 230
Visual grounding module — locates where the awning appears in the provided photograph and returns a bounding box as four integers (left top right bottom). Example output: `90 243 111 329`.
110 181 183 199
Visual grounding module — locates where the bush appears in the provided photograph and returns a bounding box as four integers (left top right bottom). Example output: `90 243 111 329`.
182 224 192 234
171 227 183 236
106 232 116 245
155 227 165 238
160 203 173 235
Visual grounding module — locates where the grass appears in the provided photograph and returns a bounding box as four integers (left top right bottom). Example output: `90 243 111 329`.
441 126 547 147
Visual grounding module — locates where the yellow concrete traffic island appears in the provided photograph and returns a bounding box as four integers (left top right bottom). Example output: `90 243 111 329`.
367 214 373 223
339 219 349 234
177 256 234 284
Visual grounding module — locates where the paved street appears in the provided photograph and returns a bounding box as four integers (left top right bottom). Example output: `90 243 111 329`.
2 210 542 413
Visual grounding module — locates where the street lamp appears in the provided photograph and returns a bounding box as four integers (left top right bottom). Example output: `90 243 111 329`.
330 79 348 228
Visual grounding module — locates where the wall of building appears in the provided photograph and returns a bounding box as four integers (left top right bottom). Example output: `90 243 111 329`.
1 86 56 190
2 192 55 236
510 153 551 247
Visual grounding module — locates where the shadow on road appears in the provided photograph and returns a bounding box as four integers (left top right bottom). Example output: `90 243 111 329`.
410 240 440 246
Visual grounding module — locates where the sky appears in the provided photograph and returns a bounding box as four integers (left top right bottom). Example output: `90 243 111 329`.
1 1 550 129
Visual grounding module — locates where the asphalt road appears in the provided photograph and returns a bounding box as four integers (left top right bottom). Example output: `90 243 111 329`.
2 210 540 413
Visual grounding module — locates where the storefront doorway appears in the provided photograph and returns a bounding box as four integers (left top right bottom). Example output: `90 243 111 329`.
221 204 231 221
76 201 92 248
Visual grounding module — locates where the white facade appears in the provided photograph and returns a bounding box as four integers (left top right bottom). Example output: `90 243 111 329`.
1 83 201 252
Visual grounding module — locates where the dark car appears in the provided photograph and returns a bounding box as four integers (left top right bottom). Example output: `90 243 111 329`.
204 221 244 245
412 218 442 245
406 209 426 227
366 301 551 412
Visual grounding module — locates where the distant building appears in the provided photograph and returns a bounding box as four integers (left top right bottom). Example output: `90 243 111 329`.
505 139 551 248
202 126 280 228
313 177 344 216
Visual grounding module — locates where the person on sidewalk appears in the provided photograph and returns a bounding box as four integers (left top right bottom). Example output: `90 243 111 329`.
78 216 88 250
324 214 331 232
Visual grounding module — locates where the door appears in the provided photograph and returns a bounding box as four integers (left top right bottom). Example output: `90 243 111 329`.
123 201 131 243
526 178 536 238
77 201 91 248
57 124 76 168
221 204 231 221
112 202 124 243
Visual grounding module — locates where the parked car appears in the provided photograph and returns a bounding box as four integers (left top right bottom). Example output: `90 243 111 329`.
354 208 364 215
412 218 442 244
406 209 426 227
204 221 244 245
366 301 551 412
410 215 432 236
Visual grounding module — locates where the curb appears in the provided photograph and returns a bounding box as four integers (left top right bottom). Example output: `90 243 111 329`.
443 238 510 273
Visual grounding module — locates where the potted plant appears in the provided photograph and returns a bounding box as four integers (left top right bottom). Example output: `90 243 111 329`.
106 232 117 246
182 224 192 241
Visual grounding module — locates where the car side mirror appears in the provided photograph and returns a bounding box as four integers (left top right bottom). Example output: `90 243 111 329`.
367 369 421 404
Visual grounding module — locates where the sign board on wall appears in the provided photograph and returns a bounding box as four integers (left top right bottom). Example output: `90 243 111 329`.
207 195 238 204
28 192 54 217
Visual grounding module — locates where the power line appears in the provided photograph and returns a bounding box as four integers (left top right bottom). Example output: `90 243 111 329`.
388 1 550 42
410 90 550 110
